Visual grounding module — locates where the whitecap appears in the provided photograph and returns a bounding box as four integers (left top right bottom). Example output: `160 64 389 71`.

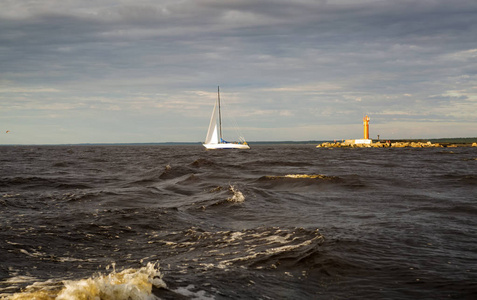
173 284 215 300
5 262 166 300
227 185 245 203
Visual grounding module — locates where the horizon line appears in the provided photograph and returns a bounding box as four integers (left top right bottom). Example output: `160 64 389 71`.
1 137 477 146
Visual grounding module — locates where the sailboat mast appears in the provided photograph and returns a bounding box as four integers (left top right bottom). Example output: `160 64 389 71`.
218 86 223 142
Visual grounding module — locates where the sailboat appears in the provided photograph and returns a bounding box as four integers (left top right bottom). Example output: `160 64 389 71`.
203 87 250 150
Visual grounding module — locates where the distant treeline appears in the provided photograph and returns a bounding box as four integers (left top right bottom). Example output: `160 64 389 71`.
427 137 477 144
376 137 477 144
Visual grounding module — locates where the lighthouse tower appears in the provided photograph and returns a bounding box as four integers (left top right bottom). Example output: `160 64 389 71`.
354 115 372 145
363 115 370 140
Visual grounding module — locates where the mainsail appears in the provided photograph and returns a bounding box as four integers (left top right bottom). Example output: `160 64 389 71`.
205 91 219 144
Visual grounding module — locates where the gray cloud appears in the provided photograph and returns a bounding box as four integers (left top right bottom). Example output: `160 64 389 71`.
1 0 476 143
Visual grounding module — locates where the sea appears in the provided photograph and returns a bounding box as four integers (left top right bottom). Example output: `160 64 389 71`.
1 144 476 299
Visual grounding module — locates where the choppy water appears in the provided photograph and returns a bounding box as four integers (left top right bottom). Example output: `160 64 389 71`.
1 144 476 299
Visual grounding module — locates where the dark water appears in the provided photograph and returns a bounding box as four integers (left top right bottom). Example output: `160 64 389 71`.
1 145 476 299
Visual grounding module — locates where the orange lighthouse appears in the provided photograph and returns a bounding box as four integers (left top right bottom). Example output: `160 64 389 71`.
363 115 370 140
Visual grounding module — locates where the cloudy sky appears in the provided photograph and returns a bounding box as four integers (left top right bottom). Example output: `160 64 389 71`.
1 0 476 144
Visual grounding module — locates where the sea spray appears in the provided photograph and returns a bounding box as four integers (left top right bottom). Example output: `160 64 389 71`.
6 263 166 300
227 185 245 203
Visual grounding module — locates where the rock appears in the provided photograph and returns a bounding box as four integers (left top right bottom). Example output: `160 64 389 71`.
343 139 355 145
316 140 448 148
373 142 384 148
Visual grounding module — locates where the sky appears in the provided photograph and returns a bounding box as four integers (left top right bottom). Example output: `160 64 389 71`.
1 0 476 144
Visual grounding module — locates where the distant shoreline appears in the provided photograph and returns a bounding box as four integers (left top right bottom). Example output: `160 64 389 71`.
1 137 477 146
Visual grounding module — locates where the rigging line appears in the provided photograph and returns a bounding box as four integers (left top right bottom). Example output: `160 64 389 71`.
220 92 246 142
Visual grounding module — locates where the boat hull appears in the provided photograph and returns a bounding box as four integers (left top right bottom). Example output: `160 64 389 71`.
203 143 250 150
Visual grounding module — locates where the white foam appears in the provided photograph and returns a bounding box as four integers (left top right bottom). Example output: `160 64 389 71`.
215 230 323 269
5 263 166 300
0 275 41 295
264 233 293 244
173 284 215 300
19 248 45 258
227 185 245 203
2 193 20 198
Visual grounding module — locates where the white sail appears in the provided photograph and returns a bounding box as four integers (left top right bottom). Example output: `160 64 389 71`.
205 98 219 144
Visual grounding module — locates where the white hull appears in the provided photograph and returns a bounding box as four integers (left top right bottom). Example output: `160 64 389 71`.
203 143 250 150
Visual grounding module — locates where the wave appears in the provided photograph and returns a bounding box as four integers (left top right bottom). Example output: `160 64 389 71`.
244 160 314 168
260 174 340 180
227 185 245 203
190 158 215 168
440 174 477 186
2 227 323 298
255 174 343 191
413 204 477 215
158 164 195 180
3 263 166 300
52 161 76 168
153 226 324 271
0 176 91 190
195 184 246 207
217 227 324 270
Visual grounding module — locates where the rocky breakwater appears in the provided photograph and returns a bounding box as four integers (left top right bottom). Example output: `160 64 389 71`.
317 140 452 148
